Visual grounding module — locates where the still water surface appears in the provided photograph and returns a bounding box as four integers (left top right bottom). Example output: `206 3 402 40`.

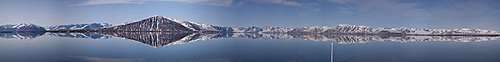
0 33 499 62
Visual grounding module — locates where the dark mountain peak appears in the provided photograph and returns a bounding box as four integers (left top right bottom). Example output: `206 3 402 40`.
148 15 167 20
18 23 31 25
335 24 371 28
152 15 164 18
15 23 38 27
80 16 194 32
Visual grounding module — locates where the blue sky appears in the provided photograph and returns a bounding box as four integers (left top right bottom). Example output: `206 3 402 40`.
1 0 499 30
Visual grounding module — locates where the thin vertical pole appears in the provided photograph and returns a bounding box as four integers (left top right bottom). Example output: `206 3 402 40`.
331 43 334 62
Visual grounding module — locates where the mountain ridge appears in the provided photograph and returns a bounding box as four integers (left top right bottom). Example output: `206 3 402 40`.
46 23 112 31
0 23 46 32
2 16 500 35
67 16 499 35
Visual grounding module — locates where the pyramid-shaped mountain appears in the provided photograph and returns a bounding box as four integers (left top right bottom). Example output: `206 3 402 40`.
81 16 194 32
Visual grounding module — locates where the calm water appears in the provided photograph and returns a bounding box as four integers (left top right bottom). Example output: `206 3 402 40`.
1 33 500 62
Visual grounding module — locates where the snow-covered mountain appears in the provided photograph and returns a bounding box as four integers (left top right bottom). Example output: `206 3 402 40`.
81 16 194 32
170 16 500 35
0 24 16 31
165 16 500 35
0 23 46 32
1 16 498 35
46 23 112 31
59 16 500 35
291 24 375 33
72 16 295 33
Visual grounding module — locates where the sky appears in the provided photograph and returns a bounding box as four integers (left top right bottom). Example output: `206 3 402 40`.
0 0 499 30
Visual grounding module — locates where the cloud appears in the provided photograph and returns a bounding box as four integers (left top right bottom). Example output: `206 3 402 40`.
237 1 244 6
328 0 500 30
249 0 323 12
71 0 234 6
314 9 321 11
155 0 234 6
308 3 319 6
299 12 309 16
328 0 359 4
329 0 500 21
249 0 303 7
329 0 429 23
330 0 424 16
70 0 147 6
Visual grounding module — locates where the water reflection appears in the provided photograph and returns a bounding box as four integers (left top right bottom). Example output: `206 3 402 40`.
47 33 111 39
1 32 499 47
0 33 45 39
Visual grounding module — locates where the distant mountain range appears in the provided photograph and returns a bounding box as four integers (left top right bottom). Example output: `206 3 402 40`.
66 16 500 35
1 15 499 35
46 23 112 31
0 23 112 39
2 16 499 47
0 23 46 32
0 23 112 32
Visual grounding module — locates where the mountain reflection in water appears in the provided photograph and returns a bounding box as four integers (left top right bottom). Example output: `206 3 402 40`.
1 32 500 47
